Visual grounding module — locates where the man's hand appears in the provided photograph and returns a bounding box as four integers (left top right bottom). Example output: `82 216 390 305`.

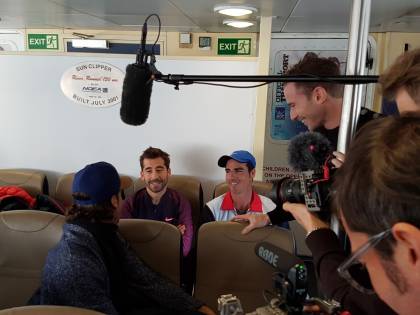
232 213 271 235
198 305 217 315
177 224 186 235
331 151 345 168
282 202 329 234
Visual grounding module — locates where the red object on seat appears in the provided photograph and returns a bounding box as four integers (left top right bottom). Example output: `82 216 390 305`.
0 186 36 208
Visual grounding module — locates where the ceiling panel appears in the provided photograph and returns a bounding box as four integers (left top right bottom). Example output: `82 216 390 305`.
105 14 202 31
172 0 297 32
282 0 420 33
0 0 78 14
51 0 180 16
0 0 419 33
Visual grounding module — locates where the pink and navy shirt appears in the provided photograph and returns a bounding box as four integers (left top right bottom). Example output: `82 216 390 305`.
120 188 193 256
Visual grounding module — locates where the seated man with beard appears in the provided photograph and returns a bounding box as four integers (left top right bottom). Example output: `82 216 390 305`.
120 147 193 258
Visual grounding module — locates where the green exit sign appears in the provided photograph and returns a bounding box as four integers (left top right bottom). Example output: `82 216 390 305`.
218 38 251 55
28 34 59 50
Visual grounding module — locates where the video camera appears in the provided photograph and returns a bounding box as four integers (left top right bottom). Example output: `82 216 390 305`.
217 242 342 315
271 132 334 211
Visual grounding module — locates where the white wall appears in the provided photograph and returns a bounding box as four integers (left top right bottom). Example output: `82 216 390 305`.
0 54 257 199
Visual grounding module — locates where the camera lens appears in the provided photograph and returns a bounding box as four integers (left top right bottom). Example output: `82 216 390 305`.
277 178 305 204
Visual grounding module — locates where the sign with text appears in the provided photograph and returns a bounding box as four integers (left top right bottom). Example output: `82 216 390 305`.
60 62 124 108
217 38 251 55
27 34 59 50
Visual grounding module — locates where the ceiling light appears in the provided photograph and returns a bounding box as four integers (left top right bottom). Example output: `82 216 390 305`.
214 5 257 17
71 39 108 49
223 19 254 28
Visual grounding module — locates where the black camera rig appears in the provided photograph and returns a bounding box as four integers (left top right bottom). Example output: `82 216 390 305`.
217 242 342 315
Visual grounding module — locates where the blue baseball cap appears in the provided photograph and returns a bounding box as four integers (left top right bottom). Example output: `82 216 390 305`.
72 161 120 206
218 150 256 169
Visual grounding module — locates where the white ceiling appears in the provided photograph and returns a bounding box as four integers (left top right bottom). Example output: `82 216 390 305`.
0 0 419 33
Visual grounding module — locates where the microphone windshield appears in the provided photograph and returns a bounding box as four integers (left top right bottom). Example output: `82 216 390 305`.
255 241 303 273
120 63 153 126
288 132 332 171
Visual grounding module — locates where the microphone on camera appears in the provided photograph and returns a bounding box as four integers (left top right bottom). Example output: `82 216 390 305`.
255 242 308 306
255 241 303 272
120 15 161 126
288 132 332 172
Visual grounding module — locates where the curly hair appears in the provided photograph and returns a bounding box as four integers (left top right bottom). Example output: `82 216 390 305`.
66 192 117 222
379 48 420 106
286 52 344 98
140 146 170 169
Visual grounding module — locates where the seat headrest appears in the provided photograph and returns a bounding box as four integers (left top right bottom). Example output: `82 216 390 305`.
0 210 65 309
0 170 48 196
119 219 181 285
199 221 294 247
0 210 64 232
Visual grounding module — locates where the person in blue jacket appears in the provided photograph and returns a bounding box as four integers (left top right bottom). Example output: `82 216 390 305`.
29 161 215 315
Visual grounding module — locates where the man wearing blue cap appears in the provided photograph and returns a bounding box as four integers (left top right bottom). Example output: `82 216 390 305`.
29 161 215 315
202 150 276 222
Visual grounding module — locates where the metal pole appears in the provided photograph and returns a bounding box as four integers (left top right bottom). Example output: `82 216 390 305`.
332 0 371 235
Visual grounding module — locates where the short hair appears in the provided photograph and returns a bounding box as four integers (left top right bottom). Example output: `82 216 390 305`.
379 48 420 105
140 147 170 170
334 113 420 258
285 52 344 98
66 193 117 222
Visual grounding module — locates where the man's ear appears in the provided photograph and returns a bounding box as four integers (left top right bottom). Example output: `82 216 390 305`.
168 167 172 176
392 223 420 267
250 168 256 179
140 170 145 180
312 86 328 104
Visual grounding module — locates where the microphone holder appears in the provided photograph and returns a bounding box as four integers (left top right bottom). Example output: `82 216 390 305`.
154 73 378 90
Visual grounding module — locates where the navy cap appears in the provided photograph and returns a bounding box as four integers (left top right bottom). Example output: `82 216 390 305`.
218 150 256 169
72 161 120 206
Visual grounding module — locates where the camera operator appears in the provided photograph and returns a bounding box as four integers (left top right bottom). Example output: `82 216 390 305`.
334 113 420 315
236 51 383 230
235 49 420 314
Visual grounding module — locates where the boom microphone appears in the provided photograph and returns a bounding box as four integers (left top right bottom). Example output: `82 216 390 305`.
120 62 154 126
120 14 161 126
288 132 332 171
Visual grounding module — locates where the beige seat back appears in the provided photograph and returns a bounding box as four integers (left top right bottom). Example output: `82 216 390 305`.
55 173 133 209
195 221 295 312
213 181 312 257
129 175 203 231
0 170 48 196
0 306 103 314
118 219 181 285
0 211 65 309
213 181 275 199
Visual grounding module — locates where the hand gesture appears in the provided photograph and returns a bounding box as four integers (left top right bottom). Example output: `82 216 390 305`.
232 213 271 235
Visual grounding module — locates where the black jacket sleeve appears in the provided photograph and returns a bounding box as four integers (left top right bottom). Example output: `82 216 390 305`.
306 229 396 315
266 206 294 224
